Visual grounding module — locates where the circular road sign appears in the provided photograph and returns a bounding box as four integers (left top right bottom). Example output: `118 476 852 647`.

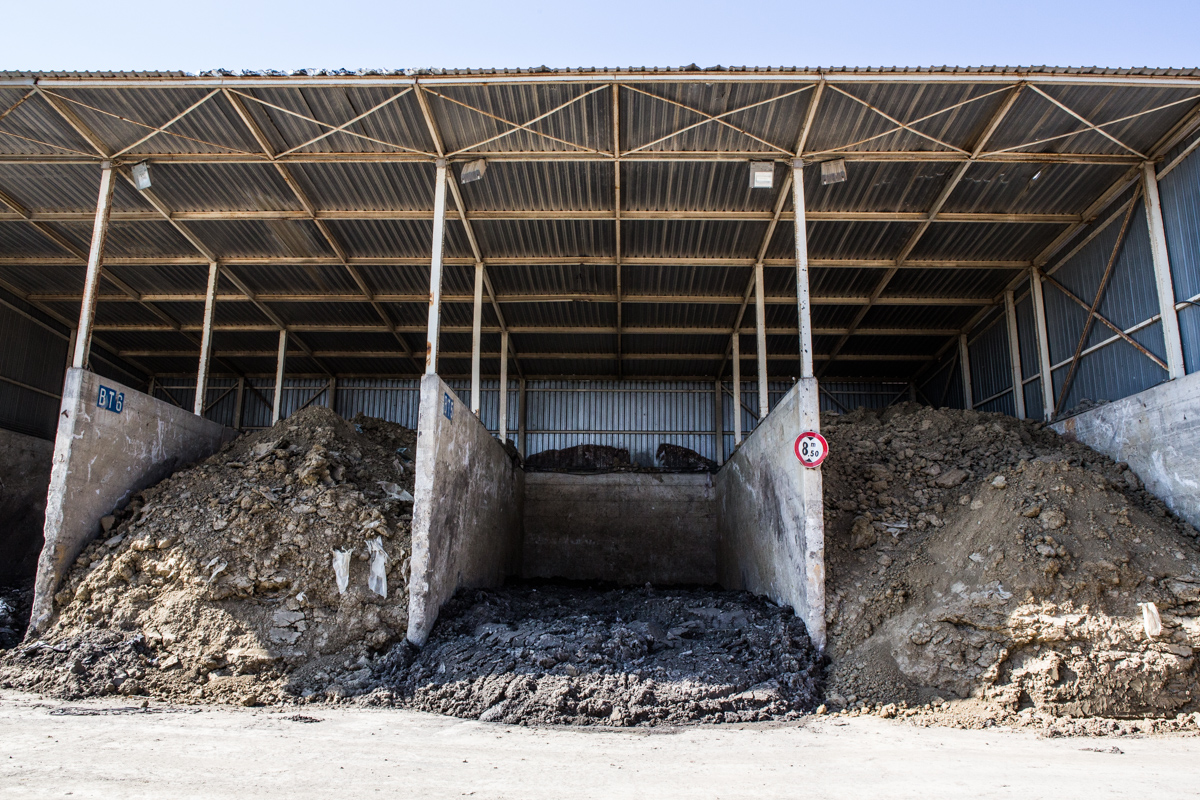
794 431 829 468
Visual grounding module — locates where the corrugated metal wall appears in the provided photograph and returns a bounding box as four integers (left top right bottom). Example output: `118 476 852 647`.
0 298 69 440
968 309 1015 415
1159 142 1200 375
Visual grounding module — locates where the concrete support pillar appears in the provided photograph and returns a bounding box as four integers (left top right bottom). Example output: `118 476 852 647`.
272 330 287 425
713 379 724 465
754 261 769 419
732 332 743 446
470 261 484 414
1004 290 1027 419
499 331 509 442
792 160 814 379
425 159 448 375
517 376 527 456
959 333 973 410
72 162 115 370
194 261 219 416
1143 162 1186 379
1030 267 1055 421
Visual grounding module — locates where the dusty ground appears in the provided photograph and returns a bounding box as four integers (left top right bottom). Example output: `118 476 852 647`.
374 583 821 725
820 403 1200 725
2 691 1199 800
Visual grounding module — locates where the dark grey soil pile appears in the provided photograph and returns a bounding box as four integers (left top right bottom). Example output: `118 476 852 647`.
373 584 822 726
524 444 633 471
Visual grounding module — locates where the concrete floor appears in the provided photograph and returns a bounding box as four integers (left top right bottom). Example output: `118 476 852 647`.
1 693 1197 799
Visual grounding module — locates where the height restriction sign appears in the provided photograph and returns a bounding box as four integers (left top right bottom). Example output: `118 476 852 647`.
794 431 829 468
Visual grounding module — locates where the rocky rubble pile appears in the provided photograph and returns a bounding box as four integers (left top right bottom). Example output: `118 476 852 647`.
0 407 416 705
370 583 822 726
820 403 1200 725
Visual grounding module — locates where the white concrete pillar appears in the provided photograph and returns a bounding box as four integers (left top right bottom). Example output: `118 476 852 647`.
1030 267 1055 421
73 162 115 370
470 261 484 414
194 261 219 416
959 333 973 410
792 160 814 379
499 331 509 442
732 332 743 446
1143 162 1186 379
425 159 448 375
1004 290 1027 419
271 330 287 425
754 261 769 419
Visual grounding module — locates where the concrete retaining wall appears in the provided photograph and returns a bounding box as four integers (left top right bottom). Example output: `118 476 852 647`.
715 378 825 650
522 472 717 585
407 373 524 646
1052 372 1200 529
29 369 233 633
0 429 54 585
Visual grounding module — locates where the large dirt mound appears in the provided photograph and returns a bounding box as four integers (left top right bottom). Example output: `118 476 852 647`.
371 583 822 726
0 407 415 705
820 403 1200 725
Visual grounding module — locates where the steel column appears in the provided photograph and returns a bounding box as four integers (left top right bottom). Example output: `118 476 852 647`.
425 159 448 374
1143 162 1186 379
471 261 484 413
1004 290 1027 418
234 376 245 430
72 162 115 369
194 261 219 416
518 377 527 455
1030 267 1055 420
327 376 337 412
272 330 287 425
959 333 973 409
714 379 724 465
732 333 743 446
499 331 509 442
754 262 769 418
792 160 814 378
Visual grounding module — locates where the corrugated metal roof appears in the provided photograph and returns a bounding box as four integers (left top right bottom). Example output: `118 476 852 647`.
2 67 1198 381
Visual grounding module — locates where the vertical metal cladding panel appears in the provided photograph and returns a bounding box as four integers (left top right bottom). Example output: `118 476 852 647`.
1044 197 1168 412
526 380 720 467
444 379 518 435
0 303 69 439
919 356 966 410
977 393 1017 416
720 381 793 463
968 314 1013 410
279 378 331 419
1014 289 1045 421
336 378 421 428
818 381 909 413
150 382 196 416
154 378 243 429
242 379 277 429
1158 144 1200 373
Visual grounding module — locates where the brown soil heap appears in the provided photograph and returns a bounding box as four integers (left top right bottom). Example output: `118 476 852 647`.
372 583 822 726
0 407 415 705
820 403 1200 725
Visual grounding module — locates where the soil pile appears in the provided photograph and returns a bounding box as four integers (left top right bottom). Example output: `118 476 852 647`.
820 403 1200 725
525 444 633 471
0 407 415 705
372 583 822 726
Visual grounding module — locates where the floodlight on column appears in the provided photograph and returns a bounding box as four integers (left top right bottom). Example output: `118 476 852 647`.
460 159 487 184
749 162 774 189
131 161 152 190
820 158 847 186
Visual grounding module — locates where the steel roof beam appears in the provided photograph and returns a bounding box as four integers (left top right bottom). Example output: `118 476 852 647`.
119 349 932 362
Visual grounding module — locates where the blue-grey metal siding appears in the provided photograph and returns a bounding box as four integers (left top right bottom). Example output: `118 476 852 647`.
0 298 70 439
968 311 1013 412
1158 142 1200 374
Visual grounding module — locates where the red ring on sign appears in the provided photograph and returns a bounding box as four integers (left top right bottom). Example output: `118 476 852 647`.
794 431 829 468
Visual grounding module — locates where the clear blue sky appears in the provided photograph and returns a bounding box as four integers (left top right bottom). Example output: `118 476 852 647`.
6 0 1199 73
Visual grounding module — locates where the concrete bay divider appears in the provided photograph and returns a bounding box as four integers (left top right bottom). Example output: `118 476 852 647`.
407 373 524 646
30 369 234 634
1053 371 1200 529
715 378 825 650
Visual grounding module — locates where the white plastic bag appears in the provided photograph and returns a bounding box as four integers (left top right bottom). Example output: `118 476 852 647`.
332 549 352 594
377 481 414 502
366 537 388 598
1139 602 1162 639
